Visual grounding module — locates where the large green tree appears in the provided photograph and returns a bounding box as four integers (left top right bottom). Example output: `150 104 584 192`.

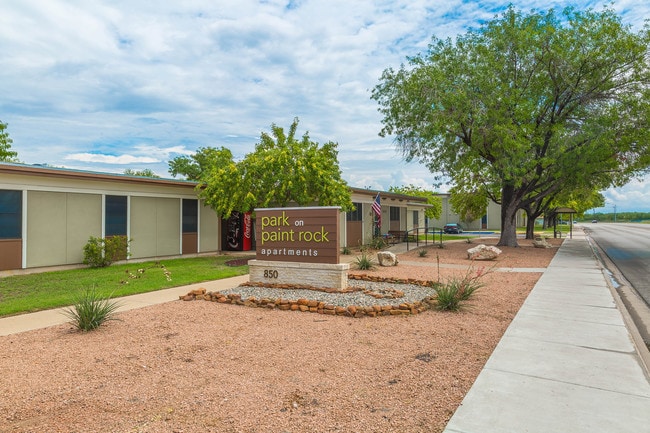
169 118 353 217
0 121 18 162
372 6 650 246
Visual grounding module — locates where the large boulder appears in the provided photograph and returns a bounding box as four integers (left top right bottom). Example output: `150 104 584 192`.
467 244 502 261
377 251 399 267
533 236 552 248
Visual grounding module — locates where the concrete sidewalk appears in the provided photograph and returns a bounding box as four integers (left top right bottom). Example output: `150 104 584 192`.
443 230 650 433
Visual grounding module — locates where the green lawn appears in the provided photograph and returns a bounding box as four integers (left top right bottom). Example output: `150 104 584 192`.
415 233 478 243
0 255 252 317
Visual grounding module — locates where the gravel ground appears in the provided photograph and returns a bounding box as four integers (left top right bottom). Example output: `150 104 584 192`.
0 237 562 433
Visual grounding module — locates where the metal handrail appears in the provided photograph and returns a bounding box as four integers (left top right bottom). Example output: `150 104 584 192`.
404 226 443 251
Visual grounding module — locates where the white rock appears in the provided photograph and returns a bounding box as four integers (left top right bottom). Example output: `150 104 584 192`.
467 244 502 261
533 236 552 248
377 251 399 267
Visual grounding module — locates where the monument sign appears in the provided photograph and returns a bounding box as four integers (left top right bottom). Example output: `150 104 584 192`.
248 206 349 289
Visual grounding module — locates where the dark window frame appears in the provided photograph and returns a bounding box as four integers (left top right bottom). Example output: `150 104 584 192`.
389 206 400 222
182 199 198 233
346 202 363 222
105 195 128 236
0 190 22 239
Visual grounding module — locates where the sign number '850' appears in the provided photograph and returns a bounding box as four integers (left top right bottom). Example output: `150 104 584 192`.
263 270 278 278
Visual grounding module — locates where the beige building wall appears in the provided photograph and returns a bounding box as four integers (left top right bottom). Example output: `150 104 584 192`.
130 196 158 258
130 196 181 258
343 191 431 246
1 164 224 270
26 191 67 267
66 193 102 264
25 191 102 267
486 200 501 231
406 206 425 230
156 197 181 256
199 202 219 252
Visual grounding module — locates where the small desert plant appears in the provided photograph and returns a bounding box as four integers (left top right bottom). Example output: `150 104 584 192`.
355 252 375 270
465 237 473 244
62 288 122 331
368 236 387 250
433 266 488 311
418 248 428 257
437 242 445 249
341 246 351 255
432 283 464 311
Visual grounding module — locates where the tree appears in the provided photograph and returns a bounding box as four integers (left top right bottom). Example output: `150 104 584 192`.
169 118 353 217
168 146 223 181
389 185 442 220
372 6 650 246
0 120 18 162
538 187 605 231
123 168 160 178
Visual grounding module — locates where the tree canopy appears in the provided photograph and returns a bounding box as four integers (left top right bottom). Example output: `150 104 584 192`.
0 121 18 162
388 185 442 220
168 118 353 218
372 6 650 246
123 168 160 178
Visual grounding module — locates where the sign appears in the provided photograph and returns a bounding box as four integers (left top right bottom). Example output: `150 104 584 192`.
255 207 340 264
242 212 252 250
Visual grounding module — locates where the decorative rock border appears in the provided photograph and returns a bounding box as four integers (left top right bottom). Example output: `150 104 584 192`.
180 275 438 318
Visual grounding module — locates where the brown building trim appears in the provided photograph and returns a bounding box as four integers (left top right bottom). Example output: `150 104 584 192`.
1 164 429 204
349 187 428 204
0 163 196 188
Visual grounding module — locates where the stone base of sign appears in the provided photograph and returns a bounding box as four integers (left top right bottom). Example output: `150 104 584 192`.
248 259 350 290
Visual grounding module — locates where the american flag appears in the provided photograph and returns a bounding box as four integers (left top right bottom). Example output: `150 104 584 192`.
372 193 381 226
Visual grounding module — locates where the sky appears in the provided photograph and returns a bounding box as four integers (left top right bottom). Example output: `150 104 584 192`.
1 0 649 213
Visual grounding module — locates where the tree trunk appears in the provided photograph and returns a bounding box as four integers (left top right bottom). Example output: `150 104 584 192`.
497 183 520 247
525 212 538 239
521 204 541 240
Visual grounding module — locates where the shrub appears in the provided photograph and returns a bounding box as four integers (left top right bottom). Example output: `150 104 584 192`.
62 288 122 331
355 252 375 270
432 283 464 311
418 248 428 257
341 246 351 255
433 266 488 311
83 236 130 268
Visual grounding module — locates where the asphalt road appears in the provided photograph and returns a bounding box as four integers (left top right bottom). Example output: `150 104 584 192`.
583 222 650 307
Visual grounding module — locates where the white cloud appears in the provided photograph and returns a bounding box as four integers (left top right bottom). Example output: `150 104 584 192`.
2 0 650 207
593 175 650 213
65 153 159 164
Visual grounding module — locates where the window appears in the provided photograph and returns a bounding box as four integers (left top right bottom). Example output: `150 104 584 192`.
346 202 362 221
390 206 400 222
105 195 127 236
0 190 21 239
413 210 419 226
182 199 198 233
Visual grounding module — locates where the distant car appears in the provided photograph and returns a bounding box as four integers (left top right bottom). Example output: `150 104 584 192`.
592 219 598 223
443 223 464 234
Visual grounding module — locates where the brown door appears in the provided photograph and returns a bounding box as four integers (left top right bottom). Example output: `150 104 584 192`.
0 239 22 271
182 233 198 254
346 221 363 248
